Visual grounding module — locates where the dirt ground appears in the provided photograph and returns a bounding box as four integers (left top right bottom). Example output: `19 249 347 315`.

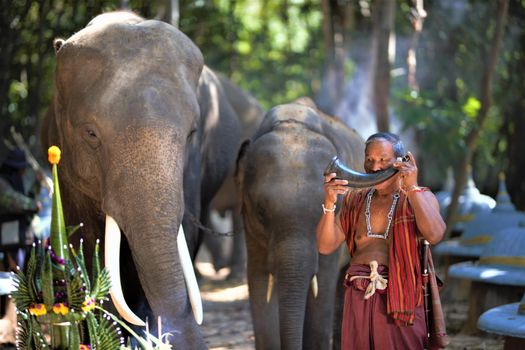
197 261 506 350
0 262 507 350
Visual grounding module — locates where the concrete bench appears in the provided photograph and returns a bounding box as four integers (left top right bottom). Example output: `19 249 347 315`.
478 292 525 350
448 225 525 333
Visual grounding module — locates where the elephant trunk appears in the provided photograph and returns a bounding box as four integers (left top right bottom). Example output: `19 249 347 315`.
274 240 317 350
101 136 206 348
105 216 202 326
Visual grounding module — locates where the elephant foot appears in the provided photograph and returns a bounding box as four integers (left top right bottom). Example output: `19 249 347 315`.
225 264 246 284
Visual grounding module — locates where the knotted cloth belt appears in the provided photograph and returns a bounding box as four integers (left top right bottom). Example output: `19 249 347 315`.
348 260 388 299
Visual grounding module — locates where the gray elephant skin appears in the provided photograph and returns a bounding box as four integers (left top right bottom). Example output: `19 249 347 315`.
235 98 365 349
204 72 265 280
41 11 241 349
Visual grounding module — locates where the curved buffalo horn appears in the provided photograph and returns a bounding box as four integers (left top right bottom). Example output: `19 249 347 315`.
323 156 403 188
105 215 146 326
177 225 203 325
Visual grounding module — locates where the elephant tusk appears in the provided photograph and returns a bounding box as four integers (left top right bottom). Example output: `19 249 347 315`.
105 215 146 326
311 275 318 299
177 225 203 325
266 273 274 303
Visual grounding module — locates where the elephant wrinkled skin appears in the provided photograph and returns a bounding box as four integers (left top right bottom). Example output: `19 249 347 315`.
235 98 365 349
41 11 241 349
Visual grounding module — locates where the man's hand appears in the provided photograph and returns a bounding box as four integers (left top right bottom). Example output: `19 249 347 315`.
323 173 349 206
393 151 418 190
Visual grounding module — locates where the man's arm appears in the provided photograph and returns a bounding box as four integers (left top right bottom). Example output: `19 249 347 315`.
407 189 446 244
393 151 446 245
316 173 348 254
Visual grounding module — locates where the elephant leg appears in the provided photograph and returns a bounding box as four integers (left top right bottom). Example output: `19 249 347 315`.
246 233 279 349
331 263 348 350
227 207 246 282
202 209 230 272
303 252 340 350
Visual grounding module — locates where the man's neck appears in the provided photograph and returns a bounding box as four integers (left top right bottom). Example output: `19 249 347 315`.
374 182 400 197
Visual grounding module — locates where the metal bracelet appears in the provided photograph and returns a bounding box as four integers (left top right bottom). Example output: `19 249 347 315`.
322 203 336 214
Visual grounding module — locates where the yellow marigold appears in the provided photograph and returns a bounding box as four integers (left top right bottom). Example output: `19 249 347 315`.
28 303 47 316
82 297 96 312
48 145 61 165
52 302 69 315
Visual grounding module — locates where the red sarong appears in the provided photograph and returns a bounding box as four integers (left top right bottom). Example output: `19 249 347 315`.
341 264 427 350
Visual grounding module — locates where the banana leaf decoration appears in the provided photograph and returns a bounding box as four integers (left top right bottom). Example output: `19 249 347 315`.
11 146 120 349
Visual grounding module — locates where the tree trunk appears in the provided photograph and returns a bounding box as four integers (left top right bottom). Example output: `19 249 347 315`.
444 0 509 238
321 0 353 115
321 0 337 114
370 0 396 132
407 0 426 93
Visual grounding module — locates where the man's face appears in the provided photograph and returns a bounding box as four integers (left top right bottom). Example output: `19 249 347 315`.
364 139 396 173
364 139 398 190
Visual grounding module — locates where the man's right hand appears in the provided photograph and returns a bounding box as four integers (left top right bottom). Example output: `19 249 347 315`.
323 172 349 206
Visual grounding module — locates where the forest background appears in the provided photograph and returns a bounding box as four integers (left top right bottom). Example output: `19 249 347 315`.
1 0 524 234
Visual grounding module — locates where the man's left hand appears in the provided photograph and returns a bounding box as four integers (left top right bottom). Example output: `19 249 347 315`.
393 151 418 190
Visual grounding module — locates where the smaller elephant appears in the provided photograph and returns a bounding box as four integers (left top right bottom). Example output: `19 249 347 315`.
235 98 368 349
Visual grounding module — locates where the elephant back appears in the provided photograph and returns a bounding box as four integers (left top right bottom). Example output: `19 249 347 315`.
251 98 364 172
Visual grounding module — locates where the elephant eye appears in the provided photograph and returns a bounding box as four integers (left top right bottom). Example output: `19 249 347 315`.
82 125 101 149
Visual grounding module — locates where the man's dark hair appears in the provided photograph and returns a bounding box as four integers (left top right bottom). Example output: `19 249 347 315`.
365 132 406 157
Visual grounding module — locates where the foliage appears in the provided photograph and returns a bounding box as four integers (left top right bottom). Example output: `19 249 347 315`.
179 0 324 110
2 0 525 204
11 144 172 349
11 240 119 349
392 0 520 192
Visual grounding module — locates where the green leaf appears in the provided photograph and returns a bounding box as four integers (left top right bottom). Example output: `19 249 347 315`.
92 268 111 300
92 239 101 285
41 249 54 309
71 239 91 292
67 223 84 238
69 323 81 350
67 272 87 312
462 96 481 119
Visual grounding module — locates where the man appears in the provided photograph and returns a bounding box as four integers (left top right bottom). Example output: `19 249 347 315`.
316 132 445 349
0 148 39 270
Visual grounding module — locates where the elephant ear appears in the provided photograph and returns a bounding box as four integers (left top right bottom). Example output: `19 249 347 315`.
234 140 251 191
53 39 64 54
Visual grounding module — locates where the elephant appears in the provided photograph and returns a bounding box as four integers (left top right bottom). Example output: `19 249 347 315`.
40 11 241 349
235 97 368 349
203 72 265 280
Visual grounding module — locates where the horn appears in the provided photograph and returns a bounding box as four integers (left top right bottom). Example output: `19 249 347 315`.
105 215 146 326
177 225 203 325
324 156 398 188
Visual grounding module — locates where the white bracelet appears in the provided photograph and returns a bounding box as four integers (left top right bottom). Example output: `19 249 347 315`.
322 203 336 214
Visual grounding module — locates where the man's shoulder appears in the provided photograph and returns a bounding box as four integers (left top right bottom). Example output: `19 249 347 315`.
343 188 369 207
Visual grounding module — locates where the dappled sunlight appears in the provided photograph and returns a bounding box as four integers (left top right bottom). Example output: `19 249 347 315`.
480 268 507 279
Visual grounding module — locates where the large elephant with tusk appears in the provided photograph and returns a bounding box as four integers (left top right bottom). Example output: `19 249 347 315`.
41 11 241 349
235 98 377 349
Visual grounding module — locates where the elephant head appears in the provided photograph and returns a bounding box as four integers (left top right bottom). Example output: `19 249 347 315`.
41 11 219 349
235 98 373 349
